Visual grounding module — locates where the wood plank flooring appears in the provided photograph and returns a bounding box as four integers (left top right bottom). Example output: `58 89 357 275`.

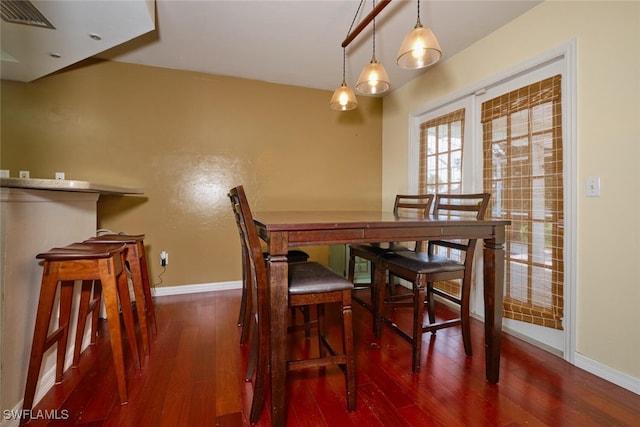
23 289 640 426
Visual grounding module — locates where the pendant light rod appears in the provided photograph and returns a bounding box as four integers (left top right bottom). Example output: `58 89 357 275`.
341 0 392 48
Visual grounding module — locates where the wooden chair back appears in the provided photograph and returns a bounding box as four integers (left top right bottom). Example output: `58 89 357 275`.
393 194 434 217
228 185 271 420
393 194 434 251
229 186 267 321
428 193 491 267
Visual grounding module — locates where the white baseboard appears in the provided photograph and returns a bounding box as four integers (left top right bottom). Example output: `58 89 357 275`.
574 352 640 395
151 280 241 297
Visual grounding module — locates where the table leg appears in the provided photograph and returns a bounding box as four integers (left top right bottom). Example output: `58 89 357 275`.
268 233 289 427
483 232 505 383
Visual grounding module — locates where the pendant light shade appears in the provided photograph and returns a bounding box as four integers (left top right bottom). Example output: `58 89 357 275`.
330 82 358 111
355 0 390 95
356 59 390 94
397 1 441 70
397 24 441 69
330 46 357 111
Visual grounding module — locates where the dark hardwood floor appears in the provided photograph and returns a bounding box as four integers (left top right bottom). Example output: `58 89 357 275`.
24 289 640 426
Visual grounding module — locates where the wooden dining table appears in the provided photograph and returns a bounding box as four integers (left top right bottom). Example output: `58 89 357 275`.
253 210 510 427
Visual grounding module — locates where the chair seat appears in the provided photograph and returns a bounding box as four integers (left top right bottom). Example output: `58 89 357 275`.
380 251 465 274
84 234 145 244
288 262 354 295
35 243 126 261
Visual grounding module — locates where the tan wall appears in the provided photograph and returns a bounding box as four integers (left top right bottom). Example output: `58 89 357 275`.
382 1 640 380
1 59 383 287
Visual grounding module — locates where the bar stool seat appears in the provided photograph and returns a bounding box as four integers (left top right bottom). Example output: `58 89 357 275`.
84 234 156 355
22 242 139 421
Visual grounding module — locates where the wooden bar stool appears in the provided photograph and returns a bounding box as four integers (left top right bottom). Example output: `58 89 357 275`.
84 234 156 356
22 242 140 420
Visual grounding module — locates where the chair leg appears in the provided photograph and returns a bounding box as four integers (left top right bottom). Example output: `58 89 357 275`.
248 323 269 424
387 272 395 296
460 277 473 356
373 264 387 338
302 306 311 339
347 253 356 282
412 278 427 373
245 316 259 381
426 283 436 325
342 291 356 412
317 304 326 358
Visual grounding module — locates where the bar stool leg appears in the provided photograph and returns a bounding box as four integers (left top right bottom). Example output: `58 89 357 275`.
73 280 102 366
90 281 103 345
114 266 141 371
138 246 157 335
127 256 150 356
56 281 74 382
101 273 129 405
22 274 73 416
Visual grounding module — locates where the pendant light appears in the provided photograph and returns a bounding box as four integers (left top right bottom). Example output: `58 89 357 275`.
356 0 390 95
330 47 358 111
397 0 441 70
331 1 368 111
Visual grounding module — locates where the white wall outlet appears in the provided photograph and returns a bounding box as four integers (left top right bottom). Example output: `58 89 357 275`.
0 170 9 178
585 176 601 197
19 170 30 179
160 250 168 266
55 172 65 180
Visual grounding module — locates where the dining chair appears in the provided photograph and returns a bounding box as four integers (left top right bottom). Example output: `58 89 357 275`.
228 185 356 423
228 191 310 346
373 193 491 372
347 194 434 311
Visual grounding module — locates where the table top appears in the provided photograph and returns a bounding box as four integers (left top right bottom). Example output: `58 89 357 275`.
254 210 510 230
253 210 510 247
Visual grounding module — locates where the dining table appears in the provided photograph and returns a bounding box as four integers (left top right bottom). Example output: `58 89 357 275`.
253 210 510 427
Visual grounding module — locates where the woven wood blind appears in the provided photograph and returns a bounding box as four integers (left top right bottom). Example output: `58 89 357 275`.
418 108 466 298
482 75 564 330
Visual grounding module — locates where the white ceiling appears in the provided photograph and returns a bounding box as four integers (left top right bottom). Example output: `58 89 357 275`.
1 0 542 93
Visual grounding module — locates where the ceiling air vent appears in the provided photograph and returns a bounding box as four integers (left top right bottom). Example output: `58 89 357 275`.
1 0 55 29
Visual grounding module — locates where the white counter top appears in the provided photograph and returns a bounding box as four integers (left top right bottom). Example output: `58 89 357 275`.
1 177 143 195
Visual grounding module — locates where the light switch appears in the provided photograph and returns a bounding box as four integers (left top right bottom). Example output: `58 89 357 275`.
585 176 600 197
